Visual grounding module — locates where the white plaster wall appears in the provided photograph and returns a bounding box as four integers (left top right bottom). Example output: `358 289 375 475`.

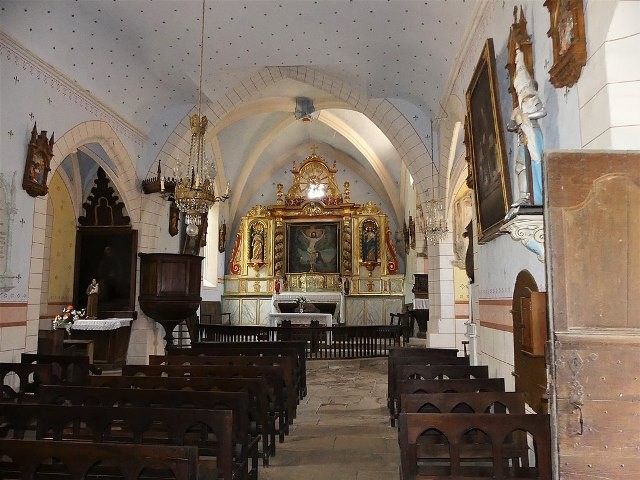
580 1 640 149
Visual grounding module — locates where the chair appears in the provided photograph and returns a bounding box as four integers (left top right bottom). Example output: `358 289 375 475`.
390 312 414 345
200 301 231 325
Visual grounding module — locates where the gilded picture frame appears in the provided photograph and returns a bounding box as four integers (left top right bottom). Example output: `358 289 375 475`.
544 0 586 88
22 123 54 198
466 38 511 243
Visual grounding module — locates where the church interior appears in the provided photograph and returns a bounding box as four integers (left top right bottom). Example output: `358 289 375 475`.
1 0 639 478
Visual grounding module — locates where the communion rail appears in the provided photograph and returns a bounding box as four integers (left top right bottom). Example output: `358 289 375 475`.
192 324 403 360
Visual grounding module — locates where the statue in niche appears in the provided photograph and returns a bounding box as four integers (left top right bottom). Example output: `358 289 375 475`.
508 48 546 208
250 224 265 263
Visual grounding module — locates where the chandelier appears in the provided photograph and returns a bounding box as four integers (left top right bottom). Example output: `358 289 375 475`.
421 120 448 245
174 0 229 237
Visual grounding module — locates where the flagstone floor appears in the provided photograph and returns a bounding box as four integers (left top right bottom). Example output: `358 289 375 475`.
260 358 400 480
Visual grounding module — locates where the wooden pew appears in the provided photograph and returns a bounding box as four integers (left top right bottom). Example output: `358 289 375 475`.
122 363 295 434
21 353 102 385
0 403 236 480
395 378 506 425
398 412 552 479
150 354 300 405
0 363 53 401
387 348 465 415
389 365 490 425
87 374 278 461
34 385 259 478
0 438 199 480
189 341 308 398
400 391 526 415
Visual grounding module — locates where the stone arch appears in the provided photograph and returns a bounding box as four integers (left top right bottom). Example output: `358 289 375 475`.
26 120 141 331
150 66 431 252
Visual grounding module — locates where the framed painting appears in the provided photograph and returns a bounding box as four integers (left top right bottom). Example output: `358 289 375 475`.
74 227 138 315
544 0 586 88
22 123 54 198
286 222 339 274
466 38 511 242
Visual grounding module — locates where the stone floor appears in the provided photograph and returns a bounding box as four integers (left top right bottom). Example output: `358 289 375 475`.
260 358 399 480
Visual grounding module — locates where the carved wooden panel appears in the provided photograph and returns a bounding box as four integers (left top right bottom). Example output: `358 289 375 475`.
546 151 640 331
547 151 640 478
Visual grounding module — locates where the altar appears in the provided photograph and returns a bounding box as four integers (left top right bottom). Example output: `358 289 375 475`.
69 318 133 367
271 292 344 324
267 312 333 328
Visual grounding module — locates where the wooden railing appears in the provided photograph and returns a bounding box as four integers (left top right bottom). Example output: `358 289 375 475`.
193 324 403 359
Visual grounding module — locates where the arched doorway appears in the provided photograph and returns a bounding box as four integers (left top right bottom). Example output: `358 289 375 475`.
512 270 548 413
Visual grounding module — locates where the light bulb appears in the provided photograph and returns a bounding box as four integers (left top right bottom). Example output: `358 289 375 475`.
186 224 199 237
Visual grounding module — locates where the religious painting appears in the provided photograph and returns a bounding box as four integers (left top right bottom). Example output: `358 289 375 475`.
286 223 339 274
22 123 54 198
466 38 511 242
74 228 137 314
361 219 379 263
544 0 586 88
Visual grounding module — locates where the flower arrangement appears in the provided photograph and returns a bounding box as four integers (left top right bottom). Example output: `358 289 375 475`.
294 296 309 306
294 296 309 313
53 305 86 334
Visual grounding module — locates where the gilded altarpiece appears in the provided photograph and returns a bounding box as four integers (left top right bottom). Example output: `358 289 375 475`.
224 152 403 325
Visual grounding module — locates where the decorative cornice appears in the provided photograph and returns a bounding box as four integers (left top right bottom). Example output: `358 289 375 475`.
500 213 545 262
0 32 146 146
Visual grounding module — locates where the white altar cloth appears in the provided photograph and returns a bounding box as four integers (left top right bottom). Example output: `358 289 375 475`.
272 292 344 323
413 299 430 310
268 313 333 328
72 318 132 331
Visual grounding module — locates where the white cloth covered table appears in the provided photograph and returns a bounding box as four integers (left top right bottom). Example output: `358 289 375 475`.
71 318 132 331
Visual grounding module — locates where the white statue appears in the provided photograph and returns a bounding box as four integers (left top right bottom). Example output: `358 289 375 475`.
508 48 546 207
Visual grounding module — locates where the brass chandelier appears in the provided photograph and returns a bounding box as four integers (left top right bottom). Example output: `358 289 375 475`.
422 120 448 245
174 0 229 237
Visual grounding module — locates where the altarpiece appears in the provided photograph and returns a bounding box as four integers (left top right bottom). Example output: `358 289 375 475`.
224 151 404 326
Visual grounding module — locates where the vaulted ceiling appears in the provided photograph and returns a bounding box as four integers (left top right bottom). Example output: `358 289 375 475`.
1 0 480 229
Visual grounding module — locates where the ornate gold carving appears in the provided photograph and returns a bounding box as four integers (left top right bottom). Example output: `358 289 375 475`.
544 0 587 88
343 182 351 203
356 201 383 215
276 183 284 205
342 217 352 276
273 221 285 277
247 204 270 217
302 203 324 216
229 232 243 275
285 152 343 206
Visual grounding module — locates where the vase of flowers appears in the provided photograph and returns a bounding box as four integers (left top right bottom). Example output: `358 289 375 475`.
53 305 86 335
295 296 308 313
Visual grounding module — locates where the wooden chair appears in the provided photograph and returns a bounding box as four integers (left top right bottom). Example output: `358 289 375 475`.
200 301 231 325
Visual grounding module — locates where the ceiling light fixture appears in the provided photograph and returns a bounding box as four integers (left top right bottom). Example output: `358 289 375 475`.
422 120 448 245
174 0 230 237
294 97 317 122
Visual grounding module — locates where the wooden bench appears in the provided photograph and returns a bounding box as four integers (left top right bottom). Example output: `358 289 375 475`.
387 348 464 411
87 374 278 461
0 403 236 480
21 353 102 385
400 391 526 415
122 363 295 434
395 377 506 426
0 438 199 480
34 385 259 478
389 365 490 425
0 363 54 401
151 354 301 404
189 341 308 398
398 412 552 479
